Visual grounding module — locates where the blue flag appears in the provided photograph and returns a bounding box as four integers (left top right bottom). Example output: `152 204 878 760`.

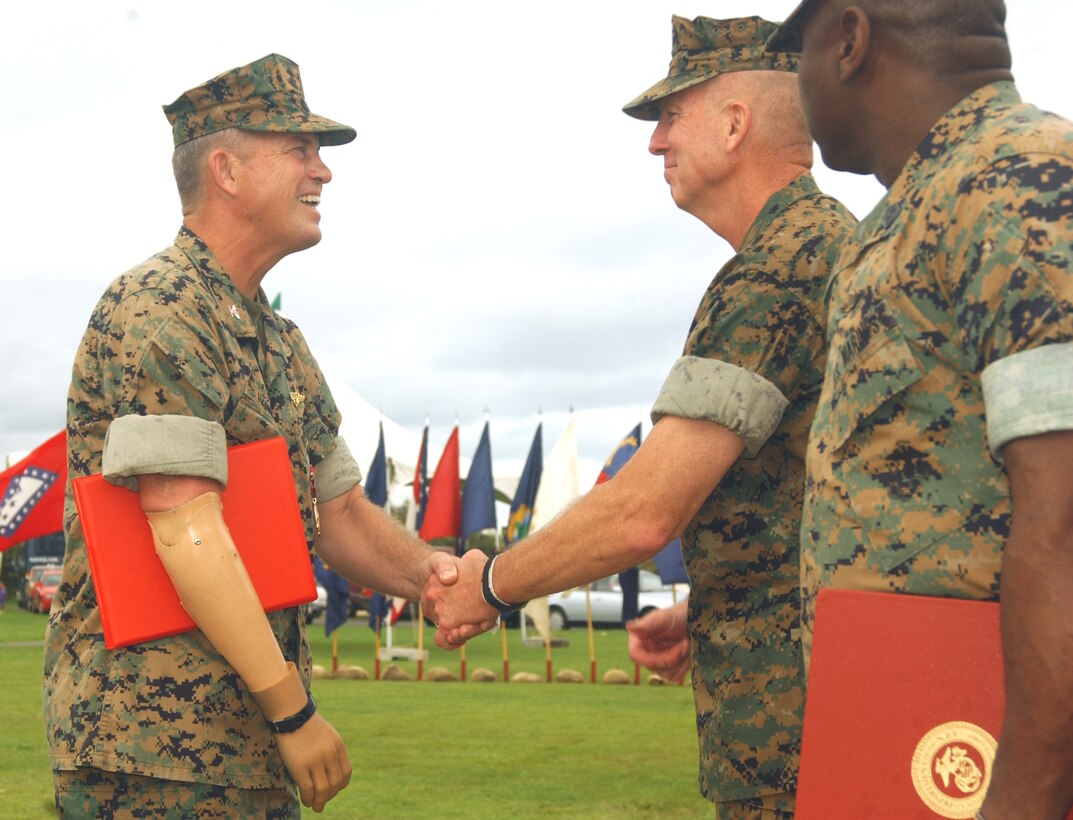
365 421 388 508
461 421 496 542
506 423 543 545
313 556 350 637
619 566 639 625
652 538 689 584
594 423 642 486
413 424 429 531
594 424 656 613
367 592 391 632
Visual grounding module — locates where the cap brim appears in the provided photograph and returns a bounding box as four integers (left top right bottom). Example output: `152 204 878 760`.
766 0 812 53
622 71 720 121
240 113 356 146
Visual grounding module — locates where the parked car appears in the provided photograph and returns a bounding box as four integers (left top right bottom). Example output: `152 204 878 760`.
305 584 328 624
547 570 687 631
29 567 63 614
20 564 60 610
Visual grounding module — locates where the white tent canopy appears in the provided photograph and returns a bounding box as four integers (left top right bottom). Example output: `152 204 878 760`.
326 371 518 508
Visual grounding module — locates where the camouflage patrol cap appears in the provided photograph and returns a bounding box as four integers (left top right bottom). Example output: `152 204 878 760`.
765 1 817 54
623 15 798 121
163 53 356 148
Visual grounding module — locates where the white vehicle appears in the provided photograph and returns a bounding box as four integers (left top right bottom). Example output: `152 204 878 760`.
547 570 687 631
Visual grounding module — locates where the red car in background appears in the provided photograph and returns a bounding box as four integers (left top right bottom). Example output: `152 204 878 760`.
30 567 62 614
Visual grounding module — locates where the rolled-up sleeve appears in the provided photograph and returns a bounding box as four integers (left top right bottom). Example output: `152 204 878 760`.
102 414 228 490
314 437 362 502
982 342 1073 459
651 356 789 458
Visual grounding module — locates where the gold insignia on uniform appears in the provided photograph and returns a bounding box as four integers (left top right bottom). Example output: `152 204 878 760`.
910 721 996 818
290 391 305 408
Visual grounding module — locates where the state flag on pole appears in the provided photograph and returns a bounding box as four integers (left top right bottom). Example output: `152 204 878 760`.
419 426 460 543
505 423 542 546
313 556 350 637
594 423 647 623
461 421 495 543
410 423 429 532
364 421 388 508
0 430 66 552
594 423 641 486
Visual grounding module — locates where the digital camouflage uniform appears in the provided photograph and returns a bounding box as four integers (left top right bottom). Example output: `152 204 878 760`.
43 227 361 792
650 174 855 807
43 53 358 812
624 16 856 814
802 82 1073 657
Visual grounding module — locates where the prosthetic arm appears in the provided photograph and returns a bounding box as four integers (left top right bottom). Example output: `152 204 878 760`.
146 491 351 812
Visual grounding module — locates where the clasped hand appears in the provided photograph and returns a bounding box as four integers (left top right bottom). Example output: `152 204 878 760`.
421 549 500 649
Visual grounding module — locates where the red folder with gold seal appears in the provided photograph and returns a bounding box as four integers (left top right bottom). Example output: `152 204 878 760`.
796 588 1073 819
74 436 316 650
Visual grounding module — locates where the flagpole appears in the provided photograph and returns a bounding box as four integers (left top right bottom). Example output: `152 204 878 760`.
331 631 339 676
374 611 382 680
585 587 597 684
417 602 425 681
500 616 509 682
545 632 553 683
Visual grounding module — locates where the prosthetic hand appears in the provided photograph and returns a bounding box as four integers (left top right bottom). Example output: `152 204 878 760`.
147 492 352 811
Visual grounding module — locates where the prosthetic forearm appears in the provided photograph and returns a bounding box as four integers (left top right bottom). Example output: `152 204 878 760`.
146 492 288 691
146 492 351 810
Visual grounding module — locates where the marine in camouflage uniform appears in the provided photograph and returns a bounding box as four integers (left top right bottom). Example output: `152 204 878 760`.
425 17 855 819
662 172 854 813
629 18 855 815
770 2 1073 814
44 227 351 793
797 80 1073 652
43 54 453 816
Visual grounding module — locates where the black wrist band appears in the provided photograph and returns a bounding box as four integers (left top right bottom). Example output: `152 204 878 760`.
266 692 317 734
481 554 527 614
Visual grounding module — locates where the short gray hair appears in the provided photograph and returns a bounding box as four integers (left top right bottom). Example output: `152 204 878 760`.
171 127 248 212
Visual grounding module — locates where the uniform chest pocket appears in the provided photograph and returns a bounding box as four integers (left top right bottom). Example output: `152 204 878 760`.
826 323 924 452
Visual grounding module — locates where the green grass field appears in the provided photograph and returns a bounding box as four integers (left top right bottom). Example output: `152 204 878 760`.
1 606 709 818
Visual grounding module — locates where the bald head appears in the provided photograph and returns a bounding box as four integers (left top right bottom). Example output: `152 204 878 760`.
710 70 813 167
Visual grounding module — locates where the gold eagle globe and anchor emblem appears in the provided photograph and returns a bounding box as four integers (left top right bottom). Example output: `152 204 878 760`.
910 721 997 818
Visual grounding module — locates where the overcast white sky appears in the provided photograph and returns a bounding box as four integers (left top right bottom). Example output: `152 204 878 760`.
1 0 1070 484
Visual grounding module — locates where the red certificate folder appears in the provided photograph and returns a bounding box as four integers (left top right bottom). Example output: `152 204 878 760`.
795 588 1073 819
73 436 316 650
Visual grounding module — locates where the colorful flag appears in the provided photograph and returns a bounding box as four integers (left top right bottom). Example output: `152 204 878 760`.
506 424 543 545
313 556 350 637
419 426 460 543
411 423 429 531
364 421 388 508
0 430 66 552
461 421 495 542
593 423 651 623
594 423 642 486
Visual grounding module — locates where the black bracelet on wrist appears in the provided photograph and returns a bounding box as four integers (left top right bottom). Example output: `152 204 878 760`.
266 692 317 734
481 554 527 614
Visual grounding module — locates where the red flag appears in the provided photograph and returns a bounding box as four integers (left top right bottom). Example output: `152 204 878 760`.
418 426 460 542
0 430 66 552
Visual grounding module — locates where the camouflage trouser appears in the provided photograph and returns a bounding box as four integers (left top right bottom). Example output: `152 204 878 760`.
714 790 795 819
53 768 300 819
